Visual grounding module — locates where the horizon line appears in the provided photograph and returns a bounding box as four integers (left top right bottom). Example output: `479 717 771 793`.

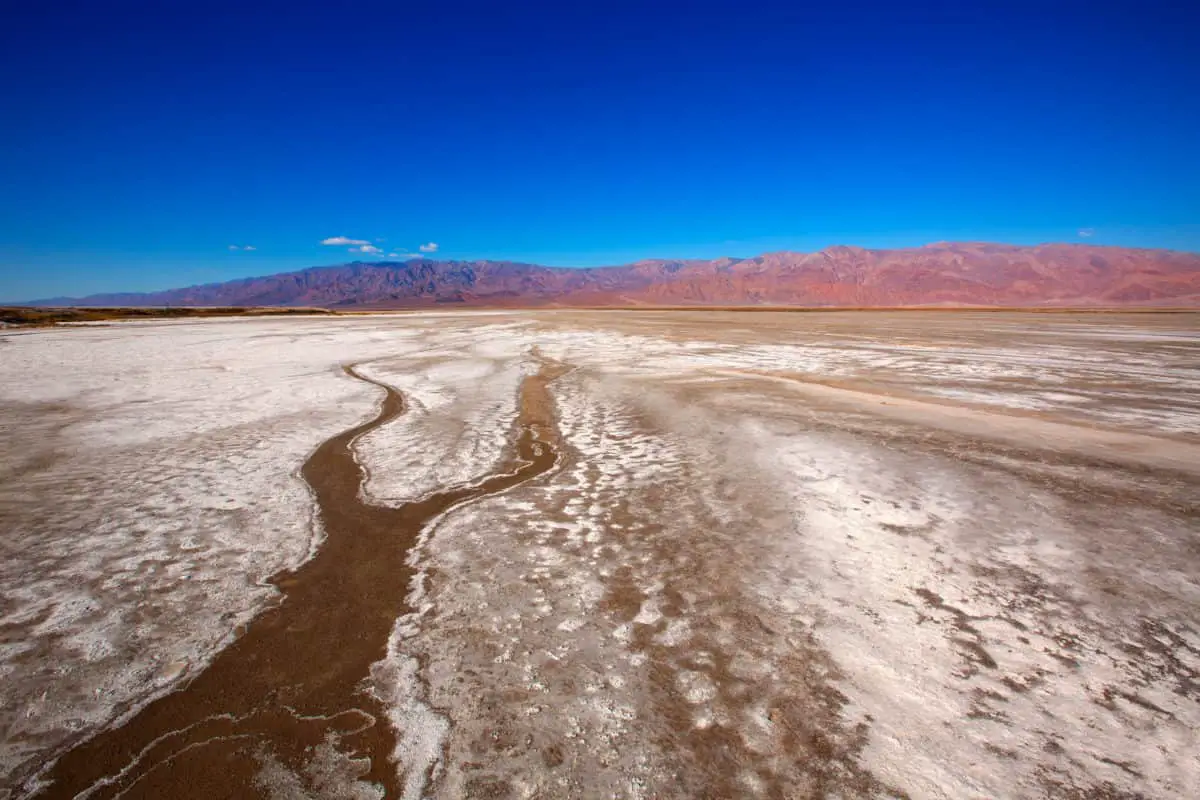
7 238 1199 304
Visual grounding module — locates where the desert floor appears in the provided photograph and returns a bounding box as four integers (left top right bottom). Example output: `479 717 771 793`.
1 311 1198 799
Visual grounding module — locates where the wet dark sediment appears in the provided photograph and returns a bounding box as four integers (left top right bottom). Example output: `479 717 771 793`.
28 363 561 799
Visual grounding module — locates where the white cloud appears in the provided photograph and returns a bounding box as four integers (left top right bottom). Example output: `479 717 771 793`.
322 237 434 256
321 236 371 246
1078 228 1095 238
243 245 256 251
228 245 256 251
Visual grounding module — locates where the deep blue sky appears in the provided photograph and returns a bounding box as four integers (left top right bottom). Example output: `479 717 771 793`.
2 1 1198 300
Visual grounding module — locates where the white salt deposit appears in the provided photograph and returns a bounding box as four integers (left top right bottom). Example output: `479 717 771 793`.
3 310 1198 797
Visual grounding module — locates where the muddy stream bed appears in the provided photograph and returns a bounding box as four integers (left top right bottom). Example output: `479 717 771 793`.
28 363 563 799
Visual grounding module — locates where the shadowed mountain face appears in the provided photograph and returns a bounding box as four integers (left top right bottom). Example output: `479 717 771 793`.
29 243 1200 308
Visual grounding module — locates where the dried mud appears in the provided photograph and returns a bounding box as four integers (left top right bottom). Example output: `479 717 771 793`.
2 312 1198 799
25 364 562 799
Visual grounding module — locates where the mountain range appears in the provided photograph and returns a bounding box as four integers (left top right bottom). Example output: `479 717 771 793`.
26 242 1200 308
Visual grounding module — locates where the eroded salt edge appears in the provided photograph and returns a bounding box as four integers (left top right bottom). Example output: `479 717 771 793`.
360 321 1200 798
0 318 444 792
4 313 1199 797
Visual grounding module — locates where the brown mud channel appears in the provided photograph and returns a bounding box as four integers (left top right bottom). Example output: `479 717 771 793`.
29 363 563 799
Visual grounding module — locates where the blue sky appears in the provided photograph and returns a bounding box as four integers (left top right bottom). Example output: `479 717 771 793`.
1 0 1198 300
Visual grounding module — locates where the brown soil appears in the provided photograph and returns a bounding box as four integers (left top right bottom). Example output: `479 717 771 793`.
0 307 334 327
28 363 562 799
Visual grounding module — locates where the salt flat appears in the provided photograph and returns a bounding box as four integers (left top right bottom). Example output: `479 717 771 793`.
1 311 1198 799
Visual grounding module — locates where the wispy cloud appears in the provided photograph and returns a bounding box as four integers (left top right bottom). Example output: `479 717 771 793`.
381 248 429 261
322 236 434 257
227 245 257 251
321 236 371 246
1078 228 1095 238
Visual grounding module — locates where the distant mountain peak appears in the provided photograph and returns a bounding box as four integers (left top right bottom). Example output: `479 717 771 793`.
22 243 1200 309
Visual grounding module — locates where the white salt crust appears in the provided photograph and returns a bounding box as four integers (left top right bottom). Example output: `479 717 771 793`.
2 311 1198 797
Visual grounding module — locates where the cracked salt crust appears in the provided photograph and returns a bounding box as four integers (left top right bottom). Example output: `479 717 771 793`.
3 311 1199 797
